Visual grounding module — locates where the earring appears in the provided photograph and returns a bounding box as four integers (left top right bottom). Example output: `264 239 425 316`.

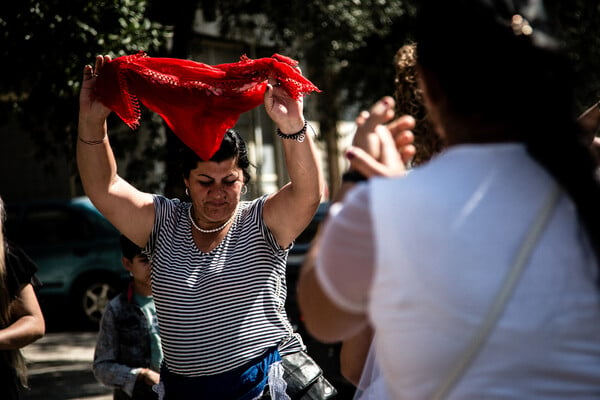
185 187 189 196
241 185 248 195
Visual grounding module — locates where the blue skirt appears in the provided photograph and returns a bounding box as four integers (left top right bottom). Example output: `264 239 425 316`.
160 347 280 400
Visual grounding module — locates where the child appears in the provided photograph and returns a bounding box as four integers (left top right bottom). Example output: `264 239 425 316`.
93 235 162 399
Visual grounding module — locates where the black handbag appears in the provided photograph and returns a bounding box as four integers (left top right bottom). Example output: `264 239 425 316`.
281 351 337 400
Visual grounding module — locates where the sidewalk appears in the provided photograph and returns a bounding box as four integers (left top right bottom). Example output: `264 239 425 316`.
22 332 112 400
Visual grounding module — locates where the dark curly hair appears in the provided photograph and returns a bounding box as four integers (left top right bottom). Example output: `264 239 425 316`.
393 43 443 166
416 0 600 267
179 129 252 184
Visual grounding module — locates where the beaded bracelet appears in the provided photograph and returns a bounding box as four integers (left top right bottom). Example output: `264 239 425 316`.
276 120 307 142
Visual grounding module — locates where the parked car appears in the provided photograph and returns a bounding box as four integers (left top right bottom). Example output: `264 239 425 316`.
285 202 357 399
5 197 129 329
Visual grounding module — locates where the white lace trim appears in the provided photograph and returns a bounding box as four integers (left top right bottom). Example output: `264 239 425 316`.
153 381 165 400
267 361 290 400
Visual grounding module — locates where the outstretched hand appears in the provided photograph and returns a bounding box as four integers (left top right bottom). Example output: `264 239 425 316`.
346 96 416 178
79 55 113 124
263 78 305 133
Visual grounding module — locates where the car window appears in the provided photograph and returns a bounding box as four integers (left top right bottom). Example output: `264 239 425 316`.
21 206 95 246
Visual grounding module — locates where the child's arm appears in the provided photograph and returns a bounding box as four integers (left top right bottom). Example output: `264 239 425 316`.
92 301 142 396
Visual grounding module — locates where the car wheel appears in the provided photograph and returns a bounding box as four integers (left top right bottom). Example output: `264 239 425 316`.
73 276 120 328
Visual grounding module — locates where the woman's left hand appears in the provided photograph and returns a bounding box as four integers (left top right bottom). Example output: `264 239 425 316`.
263 78 305 133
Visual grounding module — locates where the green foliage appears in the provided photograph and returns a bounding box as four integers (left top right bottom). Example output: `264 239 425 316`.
0 0 167 186
1 0 599 197
217 0 600 114
547 1 600 112
217 0 415 109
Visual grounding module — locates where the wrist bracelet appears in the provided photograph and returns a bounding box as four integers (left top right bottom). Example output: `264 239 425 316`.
342 170 368 183
276 120 307 142
78 135 106 145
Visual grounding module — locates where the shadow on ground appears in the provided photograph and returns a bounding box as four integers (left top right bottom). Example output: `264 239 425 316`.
23 363 112 400
22 328 112 400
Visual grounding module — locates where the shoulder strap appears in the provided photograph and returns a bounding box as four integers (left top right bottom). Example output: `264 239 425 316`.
431 183 562 400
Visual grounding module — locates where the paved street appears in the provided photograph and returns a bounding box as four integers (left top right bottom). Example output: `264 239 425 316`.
21 331 112 400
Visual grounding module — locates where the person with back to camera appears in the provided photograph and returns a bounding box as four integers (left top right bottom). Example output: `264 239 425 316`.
339 42 427 400
0 196 45 400
342 41 600 400
77 51 333 399
93 234 162 399
299 0 600 398
342 44 600 400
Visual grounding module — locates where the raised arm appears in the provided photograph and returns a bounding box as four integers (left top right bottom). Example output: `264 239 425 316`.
298 97 414 342
262 81 325 248
77 55 155 247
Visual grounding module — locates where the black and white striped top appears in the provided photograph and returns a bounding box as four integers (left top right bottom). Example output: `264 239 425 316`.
144 195 304 376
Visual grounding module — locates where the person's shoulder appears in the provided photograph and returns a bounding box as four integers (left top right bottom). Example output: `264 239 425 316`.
107 291 128 310
4 241 39 294
249 194 269 206
153 194 188 216
239 194 268 214
153 194 183 207
6 241 39 273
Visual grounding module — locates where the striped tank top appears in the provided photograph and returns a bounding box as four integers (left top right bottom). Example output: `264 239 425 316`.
144 195 303 376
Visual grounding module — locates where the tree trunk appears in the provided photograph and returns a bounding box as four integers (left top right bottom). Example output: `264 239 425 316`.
317 71 342 200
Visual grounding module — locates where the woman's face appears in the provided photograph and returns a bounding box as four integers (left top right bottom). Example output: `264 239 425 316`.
184 157 244 223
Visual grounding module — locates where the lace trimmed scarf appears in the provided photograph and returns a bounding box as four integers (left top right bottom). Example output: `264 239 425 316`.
94 52 320 160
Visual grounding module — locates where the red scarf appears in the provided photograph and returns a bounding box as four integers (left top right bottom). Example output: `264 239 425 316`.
94 52 320 160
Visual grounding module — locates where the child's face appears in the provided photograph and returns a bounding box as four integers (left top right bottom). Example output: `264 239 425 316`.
124 254 151 284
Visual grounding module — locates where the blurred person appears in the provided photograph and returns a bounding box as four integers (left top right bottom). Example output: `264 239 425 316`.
0 196 45 399
339 95 415 400
340 42 427 400
344 38 600 400
93 234 162 399
77 53 333 400
299 0 600 398
343 43 600 399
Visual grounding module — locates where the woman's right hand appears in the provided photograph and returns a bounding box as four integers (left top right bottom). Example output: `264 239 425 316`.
346 96 416 178
79 55 112 125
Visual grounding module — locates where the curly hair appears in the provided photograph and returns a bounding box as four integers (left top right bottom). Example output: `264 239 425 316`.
393 43 444 166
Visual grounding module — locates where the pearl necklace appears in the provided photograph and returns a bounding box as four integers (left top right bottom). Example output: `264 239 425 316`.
188 206 237 234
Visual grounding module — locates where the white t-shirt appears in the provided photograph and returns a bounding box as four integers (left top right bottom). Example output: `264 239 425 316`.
353 340 390 400
316 143 600 399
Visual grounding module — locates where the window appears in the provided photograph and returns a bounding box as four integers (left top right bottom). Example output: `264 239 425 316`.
21 206 94 245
